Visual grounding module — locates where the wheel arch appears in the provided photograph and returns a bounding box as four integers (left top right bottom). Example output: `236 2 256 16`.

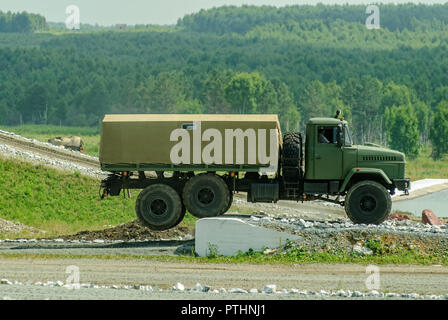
339 168 392 193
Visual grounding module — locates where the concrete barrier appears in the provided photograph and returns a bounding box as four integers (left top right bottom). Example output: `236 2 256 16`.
195 217 301 257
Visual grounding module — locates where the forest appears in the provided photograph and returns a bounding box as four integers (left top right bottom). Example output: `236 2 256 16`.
0 4 448 159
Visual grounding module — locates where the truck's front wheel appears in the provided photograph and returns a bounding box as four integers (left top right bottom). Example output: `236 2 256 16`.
345 180 391 224
136 184 183 230
183 174 230 218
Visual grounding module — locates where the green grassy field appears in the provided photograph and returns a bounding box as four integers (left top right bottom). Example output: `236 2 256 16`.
0 157 196 239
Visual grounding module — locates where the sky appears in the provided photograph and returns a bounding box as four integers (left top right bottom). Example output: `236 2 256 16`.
0 0 445 25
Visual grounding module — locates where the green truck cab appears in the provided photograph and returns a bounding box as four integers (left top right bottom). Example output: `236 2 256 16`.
99 114 410 230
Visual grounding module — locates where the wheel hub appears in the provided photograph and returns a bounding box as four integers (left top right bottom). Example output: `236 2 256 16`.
197 188 214 205
360 195 376 212
150 198 167 215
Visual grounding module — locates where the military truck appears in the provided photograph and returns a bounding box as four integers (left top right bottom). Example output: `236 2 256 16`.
48 136 84 152
99 114 410 230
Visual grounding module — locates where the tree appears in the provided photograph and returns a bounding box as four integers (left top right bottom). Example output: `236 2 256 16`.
201 69 233 114
429 101 448 160
225 72 264 114
384 105 420 159
20 84 50 124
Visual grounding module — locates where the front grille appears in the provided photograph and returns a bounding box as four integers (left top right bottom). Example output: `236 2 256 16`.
362 155 397 161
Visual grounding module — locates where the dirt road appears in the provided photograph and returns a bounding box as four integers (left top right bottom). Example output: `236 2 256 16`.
0 130 100 171
0 257 447 299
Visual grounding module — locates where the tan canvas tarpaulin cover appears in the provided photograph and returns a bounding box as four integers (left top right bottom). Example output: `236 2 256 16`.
100 114 282 167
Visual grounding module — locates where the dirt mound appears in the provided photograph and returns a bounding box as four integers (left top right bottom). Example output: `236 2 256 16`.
60 220 194 241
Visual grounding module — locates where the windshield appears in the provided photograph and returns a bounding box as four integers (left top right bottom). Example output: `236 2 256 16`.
344 125 353 146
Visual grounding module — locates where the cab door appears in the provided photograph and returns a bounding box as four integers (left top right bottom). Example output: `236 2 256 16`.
313 125 343 179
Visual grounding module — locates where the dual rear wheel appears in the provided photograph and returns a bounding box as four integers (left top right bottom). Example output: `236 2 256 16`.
136 174 232 230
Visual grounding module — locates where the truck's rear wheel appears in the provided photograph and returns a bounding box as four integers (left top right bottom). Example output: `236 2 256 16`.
218 192 233 216
136 184 183 230
183 173 230 218
345 180 391 224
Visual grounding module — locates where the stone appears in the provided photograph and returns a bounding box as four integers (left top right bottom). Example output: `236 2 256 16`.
228 288 248 294
351 291 363 297
202 285 211 293
262 284 276 294
249 288 258 293
263 248 277 255
353 244 373 256
172 282 185 291
422 209 444 226
193 283 203 292
389 213 410 221
56 281 64 287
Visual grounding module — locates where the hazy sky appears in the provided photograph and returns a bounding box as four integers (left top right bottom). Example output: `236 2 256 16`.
0 0 445 25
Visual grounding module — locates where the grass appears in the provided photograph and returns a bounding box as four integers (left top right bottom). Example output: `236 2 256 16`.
0 157 196 239
0 247 447 266
406 145 448 181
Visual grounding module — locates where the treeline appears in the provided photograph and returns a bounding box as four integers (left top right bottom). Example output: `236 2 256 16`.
178 3 448 34
0 11 47 33
1 4 448 159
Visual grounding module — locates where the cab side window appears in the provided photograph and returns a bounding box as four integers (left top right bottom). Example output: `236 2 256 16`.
317 126 337 144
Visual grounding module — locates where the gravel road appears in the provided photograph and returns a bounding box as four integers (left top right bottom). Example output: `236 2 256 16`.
1 258 448 299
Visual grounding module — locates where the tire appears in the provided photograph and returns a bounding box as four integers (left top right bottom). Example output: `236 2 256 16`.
182 173 230 218
345 180 392 224
218 191 233 216
171 204 186 228
282 132 301 167
136 184 183 230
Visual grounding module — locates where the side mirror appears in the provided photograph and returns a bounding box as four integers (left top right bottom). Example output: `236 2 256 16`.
336 125 343 147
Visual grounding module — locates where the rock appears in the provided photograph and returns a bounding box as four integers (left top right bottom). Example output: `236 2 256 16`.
353 244 373 256
336 289 347 297
229 288 248 294
263 248 277 255
56 281 64 287
351 291 363 297
367 290 380 297
389 213 410 221
249 288 258 293
193 283 203 292
290 288 299 294
422 209 444 226
202 285 211 293
172 282 185 291
262 284 276 294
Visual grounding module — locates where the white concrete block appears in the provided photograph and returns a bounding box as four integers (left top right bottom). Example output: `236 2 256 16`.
195 217 301 257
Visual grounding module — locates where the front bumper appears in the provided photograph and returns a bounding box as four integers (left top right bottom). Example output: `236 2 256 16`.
393 178 411 193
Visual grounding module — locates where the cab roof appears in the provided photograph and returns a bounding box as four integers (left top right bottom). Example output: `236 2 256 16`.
103 114 279 122
307 117 347 125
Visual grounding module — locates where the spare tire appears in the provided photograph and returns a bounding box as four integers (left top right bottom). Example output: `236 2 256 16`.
182 174 230 218
282 132 301 167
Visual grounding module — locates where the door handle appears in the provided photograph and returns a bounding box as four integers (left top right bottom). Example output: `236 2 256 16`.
315 155 322 160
